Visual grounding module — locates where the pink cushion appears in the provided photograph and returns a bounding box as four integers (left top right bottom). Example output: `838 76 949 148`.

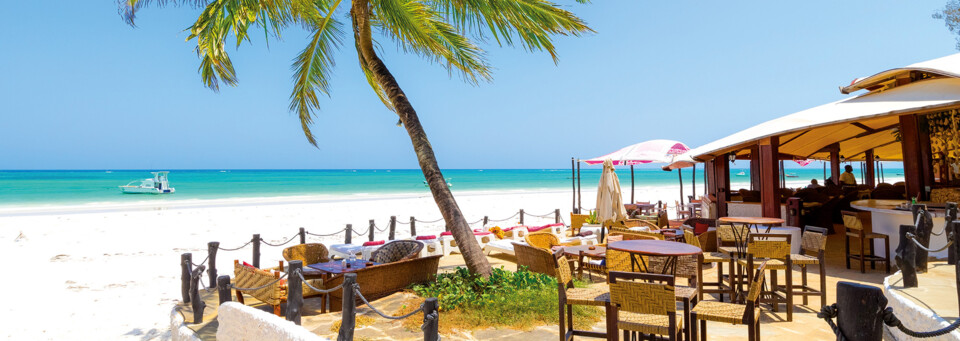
242 261 255 269
362 240 385 246
415 235 437 240
440 231 453 236
545 223 563 228
527 225 551 233
473 229 484 233
694 223 710 235
474 231 492 236
503 225 526 232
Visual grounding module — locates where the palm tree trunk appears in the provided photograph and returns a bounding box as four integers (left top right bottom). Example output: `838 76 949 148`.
351 0 492 276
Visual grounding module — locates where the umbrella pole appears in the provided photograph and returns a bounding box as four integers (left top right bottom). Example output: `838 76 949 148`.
571 157 577 214
692 165 696 199
577 161 582 213
678 170 684 206
630 165 635 204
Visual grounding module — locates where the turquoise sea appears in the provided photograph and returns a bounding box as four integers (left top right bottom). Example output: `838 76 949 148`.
0 166 903 207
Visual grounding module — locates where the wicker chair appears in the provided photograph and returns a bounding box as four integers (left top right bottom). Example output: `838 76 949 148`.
683 229 733 302
681 218 717 252
514 242 559 277
737 234 794 321
282 243 330 265
841 210 890 273
555 250 613 341
691 261 768 341
525 232 579 250
232 260 324 316
570 213 589 235
609 272 683 341
789 226 829 308
323 255 440 312
370 240 423 263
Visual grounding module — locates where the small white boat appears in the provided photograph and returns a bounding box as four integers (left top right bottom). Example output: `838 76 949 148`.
119 171 176 194
736 171 747 176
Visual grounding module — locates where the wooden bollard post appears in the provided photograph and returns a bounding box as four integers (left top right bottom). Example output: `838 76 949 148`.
519 209 524 225
554 209 561 224
181 253 192 303
286 261 303 325
207 241 219 288
368 220 376 242
345 224 353 244
190 265 207 324
483 216 489 227
410 217 417 237
252 234 262 268
337 273 358 341
912 204 932 273
946 203 957 265
422 297 439 341
953 220 960 313
835 281 888 341
389 216 397 240
895 224 918 288
217 275 232 305
299 227 306 244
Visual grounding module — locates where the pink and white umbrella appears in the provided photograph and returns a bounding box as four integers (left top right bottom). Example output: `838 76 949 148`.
583 140 690 165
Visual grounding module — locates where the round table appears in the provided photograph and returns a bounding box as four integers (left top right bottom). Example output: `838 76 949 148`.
718 216 786 256
753 226 803 254
607 240 701 275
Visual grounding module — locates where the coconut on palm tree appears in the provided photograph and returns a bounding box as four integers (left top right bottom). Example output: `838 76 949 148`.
118 0 592 276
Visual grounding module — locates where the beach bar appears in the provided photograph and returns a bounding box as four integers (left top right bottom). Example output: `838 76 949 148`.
687 53 960 258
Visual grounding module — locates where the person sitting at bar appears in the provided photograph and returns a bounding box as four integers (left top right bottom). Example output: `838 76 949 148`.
840 165 857 186
806 179 823 189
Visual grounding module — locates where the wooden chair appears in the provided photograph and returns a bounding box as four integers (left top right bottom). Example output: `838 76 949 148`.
675 200 692 220
609 272 683 341
370 240 423 263
788 226 828 308
717 224 751 294
232 260 324 316
607 249 698 340
554 250 613 341
323 256 440 312
691 261 768 341
282 243 330 265
841 210 891 273
682 218 717 252
684 229 734 302
737 234 794 321
514 242 559 277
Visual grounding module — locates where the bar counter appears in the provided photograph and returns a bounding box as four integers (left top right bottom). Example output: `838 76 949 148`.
849 200 950 259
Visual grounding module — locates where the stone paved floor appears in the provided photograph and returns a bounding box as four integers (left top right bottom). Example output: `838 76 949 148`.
183 231 927 340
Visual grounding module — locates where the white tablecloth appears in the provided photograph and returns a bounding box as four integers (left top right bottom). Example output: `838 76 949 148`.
752 226 802 254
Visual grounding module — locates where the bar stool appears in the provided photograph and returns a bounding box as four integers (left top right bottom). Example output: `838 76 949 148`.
841 210 890 273
737 234 794 321
788 226 828 308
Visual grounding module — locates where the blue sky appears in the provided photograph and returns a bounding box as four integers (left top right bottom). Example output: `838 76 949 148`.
1 1 956 170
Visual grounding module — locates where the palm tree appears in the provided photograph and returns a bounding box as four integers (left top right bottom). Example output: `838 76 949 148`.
118 0 592 276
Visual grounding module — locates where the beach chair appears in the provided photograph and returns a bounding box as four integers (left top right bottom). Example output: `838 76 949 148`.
329 244 364 260
411 235 441 257
483 238 518 256
609 272 683 341
439 231 493 256
501 225 528 241
370 240 423 263
360 240 386 260
232 260 324 316
691 261 768 341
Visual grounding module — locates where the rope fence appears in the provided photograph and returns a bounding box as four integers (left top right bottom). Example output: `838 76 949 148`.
906 232 955 253
353 284 424 320
259 233 299 247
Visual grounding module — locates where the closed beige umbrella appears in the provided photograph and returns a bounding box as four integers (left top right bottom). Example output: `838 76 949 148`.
596 159 628 235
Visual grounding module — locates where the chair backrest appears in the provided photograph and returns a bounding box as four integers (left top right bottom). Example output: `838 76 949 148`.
514 242 557 277
605 249 634 273
609 272 676 315
682 218 717 228
570 213 589 231
683 229 702 249
717 224 749 245
747 234 791 259
370 240 423 263
553 251 574 286
282 243 329 265
525 232 559 250
233 260 282 305
800 226 829 254
322 255 440 312
840 210 863 231
745 261 768 304
602 233 624 245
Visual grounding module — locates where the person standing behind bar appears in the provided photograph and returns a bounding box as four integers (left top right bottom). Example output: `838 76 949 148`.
840 165 857 186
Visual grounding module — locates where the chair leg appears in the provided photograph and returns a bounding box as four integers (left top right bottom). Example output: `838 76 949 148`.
785 266 793 322
683 298 691 341
567 304 574 336
845 235 851 269
756 319 761 341
717 262 725 302
700 319 707 341
748 319 756 341
859 236 866 273
558 303 565 341
235 290 245 304
801 265 808 306
885 237 891 273
690 312 698 341
273 305 282 316
770 270 778 312
868 238 876 270
819 261 827 307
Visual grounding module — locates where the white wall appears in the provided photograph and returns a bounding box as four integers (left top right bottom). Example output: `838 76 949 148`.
883 274 960 340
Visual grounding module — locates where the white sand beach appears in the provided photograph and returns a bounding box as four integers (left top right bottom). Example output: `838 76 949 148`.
0 185 693 340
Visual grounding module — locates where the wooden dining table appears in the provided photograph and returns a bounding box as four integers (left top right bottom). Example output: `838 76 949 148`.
306 260 381 313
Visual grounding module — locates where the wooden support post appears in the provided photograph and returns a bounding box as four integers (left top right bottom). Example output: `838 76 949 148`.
344 225 352 244
630 164 635 203
337 273 357 341
912 205 932 273
572 157 577 214
786 197 802 227
952 220 960 312
829 143 841 186
555 209 561 224
422 297 440 341
519 209 524 225
835 281 888 341
483 216 489 226
299 227 306 244
900 115 927 200
190 265 207 324
368 220 375 242
678 170 685 206
286 261 303 325
217 275 232 305
252 234 261 269
865 150 876 188
759 138 782 218
181 253 192 303
692 165 697 199
410 217 417 237
207 242 219 288
749 145 761 191
577 161 582 213
896 224 918 288
389 216 397 240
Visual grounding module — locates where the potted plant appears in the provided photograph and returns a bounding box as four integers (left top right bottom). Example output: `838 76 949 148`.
580 210 602 234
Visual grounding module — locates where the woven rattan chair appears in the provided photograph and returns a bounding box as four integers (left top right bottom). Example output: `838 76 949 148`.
691 261 768 341
323 255 440 312
282 243 330 265
737 234 794 321
232 260 324 316
514 242 559 277
609 272 683 341
788 226 828 308
684 229 733 302
370 240 423 263
525 232 579 250
570 213 589 235
554 250 613 341
841 210 890 273
717 224 751 295
682 218 717 252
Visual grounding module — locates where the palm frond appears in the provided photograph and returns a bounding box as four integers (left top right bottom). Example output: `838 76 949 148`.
118 0 211 26
372 0 491 83
289 0 345 146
